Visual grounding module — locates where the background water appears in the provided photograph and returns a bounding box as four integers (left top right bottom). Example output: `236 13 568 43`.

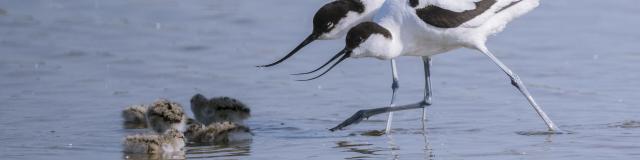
1 0 640 159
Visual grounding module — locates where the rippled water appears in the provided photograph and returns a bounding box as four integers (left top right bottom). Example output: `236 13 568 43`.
1 0 640 159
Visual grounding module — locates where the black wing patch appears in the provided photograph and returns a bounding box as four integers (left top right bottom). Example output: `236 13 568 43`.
415 0 497 28
497 0 523 13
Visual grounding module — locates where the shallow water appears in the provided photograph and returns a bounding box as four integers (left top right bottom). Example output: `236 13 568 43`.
1 0 640 159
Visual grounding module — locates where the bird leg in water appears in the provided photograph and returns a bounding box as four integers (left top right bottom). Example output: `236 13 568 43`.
477 46 561 132
421 57 433 120
330 102 428 131
331 57 434 131
385 59 399 134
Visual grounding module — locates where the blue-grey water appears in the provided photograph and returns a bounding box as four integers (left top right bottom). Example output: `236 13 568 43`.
1 0 640 159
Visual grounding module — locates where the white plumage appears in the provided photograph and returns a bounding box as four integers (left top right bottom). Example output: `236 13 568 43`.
259 0 559 133
360 0 540 59
323 0 560 132
416 0 483 12
462 0 538 28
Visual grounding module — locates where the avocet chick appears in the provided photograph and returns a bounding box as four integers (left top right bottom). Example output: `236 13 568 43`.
190 94 251 125
122 105 148 129
184 118 205 141
147 99 187 133
123 128 186 154
189 121 252 144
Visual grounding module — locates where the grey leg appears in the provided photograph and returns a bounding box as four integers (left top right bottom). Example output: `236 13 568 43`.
385 59 399 133
420 57 434 156
330 102 425 131
477 46 561 132
422 57 433 121
330 58 433 131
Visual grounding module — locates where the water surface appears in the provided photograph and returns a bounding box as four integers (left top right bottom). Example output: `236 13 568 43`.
1 0 640 159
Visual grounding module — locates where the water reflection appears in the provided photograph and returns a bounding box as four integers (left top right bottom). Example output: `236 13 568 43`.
334 140 385 159
186 142 252 159
335 123 435 160
421 118 434 160
123 151 186 160
0 8 7 16
609 120 640 129
385 135 400 160
120 141 252 159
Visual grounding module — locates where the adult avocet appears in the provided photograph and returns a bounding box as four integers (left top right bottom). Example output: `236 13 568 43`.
258 0 385 67
294 0 561 133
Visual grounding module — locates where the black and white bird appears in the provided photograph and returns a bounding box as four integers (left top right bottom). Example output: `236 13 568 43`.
259 0 385 67
274 0 561 133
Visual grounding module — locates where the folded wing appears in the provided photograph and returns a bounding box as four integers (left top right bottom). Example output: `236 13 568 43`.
412 0 527 28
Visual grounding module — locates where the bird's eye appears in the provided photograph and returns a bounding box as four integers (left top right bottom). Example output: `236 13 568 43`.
326 22 334 29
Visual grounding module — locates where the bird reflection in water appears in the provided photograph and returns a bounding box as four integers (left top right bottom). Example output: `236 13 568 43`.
335 118 435 160
335 141 381 159
186 142 252 159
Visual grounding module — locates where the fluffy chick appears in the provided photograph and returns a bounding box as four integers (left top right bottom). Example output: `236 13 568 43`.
189 121 252 144
122 105 148 129
190 94 251 125
123 129 186 154
146 99 187 133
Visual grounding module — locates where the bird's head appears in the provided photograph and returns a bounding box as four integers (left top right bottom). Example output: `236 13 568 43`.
294 22 396 81
345 22 395 59
312 1 359 40
258 0 366 67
